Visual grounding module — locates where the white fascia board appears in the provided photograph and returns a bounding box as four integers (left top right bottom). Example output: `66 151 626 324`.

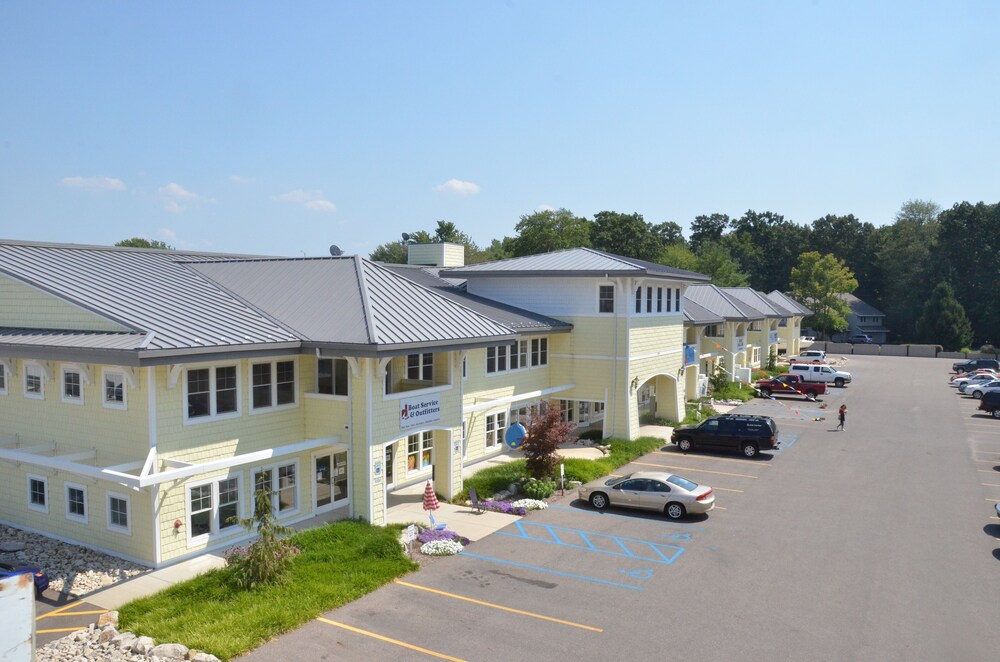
463 383 576 414
0 446 142 489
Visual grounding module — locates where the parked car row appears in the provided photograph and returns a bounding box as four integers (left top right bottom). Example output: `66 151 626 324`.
949 365 1000 417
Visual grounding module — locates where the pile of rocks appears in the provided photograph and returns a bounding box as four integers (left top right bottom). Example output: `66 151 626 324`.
0 525 147 595
35 611 220 662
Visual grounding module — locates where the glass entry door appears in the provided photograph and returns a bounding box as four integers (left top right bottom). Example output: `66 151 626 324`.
314 450 349 513
384 444 395 488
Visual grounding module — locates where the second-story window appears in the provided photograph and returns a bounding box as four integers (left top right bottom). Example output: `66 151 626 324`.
407 353 433 381
24 363 44 400
531 338 548 366
103 369 127 410
252 360 296 410
599 285 615 313
62 367 83 404
317 358 349 396
186 366 238 420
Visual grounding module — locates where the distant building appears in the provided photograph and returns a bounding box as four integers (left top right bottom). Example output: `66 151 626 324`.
837 293 888 343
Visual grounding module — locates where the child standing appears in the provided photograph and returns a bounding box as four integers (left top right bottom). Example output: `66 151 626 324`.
837 404 847 431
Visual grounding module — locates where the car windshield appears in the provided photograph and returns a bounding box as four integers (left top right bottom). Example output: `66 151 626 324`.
666 475 698 491
605 475 631 486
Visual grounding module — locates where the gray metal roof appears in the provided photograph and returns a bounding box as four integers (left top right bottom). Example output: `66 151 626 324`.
766 290 813 316
682 299 725 325
381 264 572 333
0 328 146 350
838 292 884 317
444 247 710 282
684 284 756 320
721 288 785 318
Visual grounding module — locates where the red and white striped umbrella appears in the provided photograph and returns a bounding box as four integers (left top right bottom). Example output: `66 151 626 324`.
422 481 440 511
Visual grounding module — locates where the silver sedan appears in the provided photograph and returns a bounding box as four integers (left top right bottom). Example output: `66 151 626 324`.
578 471 715 520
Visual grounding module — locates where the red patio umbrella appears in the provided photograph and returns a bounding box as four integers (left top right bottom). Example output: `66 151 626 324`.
422 481 440 511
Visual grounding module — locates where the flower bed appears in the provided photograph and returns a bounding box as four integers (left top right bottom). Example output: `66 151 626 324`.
420 539 464 556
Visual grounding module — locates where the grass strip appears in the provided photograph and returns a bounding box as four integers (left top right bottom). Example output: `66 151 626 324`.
118 519 417 661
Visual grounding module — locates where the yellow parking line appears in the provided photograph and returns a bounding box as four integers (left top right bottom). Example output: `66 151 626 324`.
632 462 758 479
317 618 465 661
710 486 744 493
36 600 85 620
978 470 999 473
987 498 1000 503
394 580 602 632
714 505 726 510
42 609 107 617
982 483 1000 488
654 451 771 466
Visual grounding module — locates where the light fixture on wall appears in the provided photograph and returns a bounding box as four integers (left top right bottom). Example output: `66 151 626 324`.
630 376 639 394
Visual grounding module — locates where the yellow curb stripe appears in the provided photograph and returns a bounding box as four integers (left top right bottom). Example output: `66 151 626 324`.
394 580 603 632
36 600 83 620
982 484 1000 488
709 486 743 493
632 462 758 479
41 609 107 617
317 617 466 661
654 451 771 466
987 498 1000 503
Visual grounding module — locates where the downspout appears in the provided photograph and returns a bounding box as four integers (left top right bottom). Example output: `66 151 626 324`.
148 366 161 567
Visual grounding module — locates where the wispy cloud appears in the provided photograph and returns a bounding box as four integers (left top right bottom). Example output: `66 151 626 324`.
229 175 255 184
273 189 337 213
536 204 555 212
157 182 214 213
159 228 177 242
60 176 126 192
435 179 481 196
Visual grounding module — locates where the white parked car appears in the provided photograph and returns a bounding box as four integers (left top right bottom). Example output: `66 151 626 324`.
789 349 827 364
788 363 852 387
951 371 996 388
966 379 1000 399
958 374 997 393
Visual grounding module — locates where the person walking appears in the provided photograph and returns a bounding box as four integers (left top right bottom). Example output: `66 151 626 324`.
837 404 847 431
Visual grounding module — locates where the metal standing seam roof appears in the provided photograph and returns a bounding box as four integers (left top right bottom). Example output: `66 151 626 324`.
443 247 710 282
0 242 297 351
721 287 787 318
838 292 885 317
682 299 725 325
684 284 759 320
0 328 147 350
380 264 572 332
766 290 813 316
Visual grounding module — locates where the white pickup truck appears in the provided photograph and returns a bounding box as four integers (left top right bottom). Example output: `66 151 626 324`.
788 363 852 387
788 349 827 364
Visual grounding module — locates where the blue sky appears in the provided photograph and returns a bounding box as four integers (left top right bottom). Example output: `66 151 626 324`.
2 2 998 257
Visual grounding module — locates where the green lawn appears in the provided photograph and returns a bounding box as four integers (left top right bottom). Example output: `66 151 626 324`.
118 519 417 661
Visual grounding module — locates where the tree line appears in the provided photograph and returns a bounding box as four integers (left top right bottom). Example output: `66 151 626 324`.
370 200 1000 350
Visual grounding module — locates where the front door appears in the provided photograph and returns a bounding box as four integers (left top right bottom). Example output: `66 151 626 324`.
314 450 349 513
384 444 395 488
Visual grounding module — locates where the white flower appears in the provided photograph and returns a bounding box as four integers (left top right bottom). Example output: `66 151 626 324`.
510 499 548 511
420 540 464 556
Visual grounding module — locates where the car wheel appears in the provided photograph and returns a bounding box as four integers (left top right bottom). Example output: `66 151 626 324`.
956 368 966 374
760 388 772 397
973 391 983 399
805 390 818 400
992 410 1000 420
589 492 610 510
834 378 845 388
665 502 686 520
742 442 759 458
677 438 693 452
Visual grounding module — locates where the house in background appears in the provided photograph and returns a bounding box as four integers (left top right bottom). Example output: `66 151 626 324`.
836 293 889 344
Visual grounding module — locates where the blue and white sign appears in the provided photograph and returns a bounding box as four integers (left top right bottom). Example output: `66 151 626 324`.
768 330 779 345
505 422 527 449
399 394 442 430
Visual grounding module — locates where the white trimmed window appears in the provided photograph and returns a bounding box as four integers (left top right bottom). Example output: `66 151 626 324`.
251 360 296 411
65 483 88 524
406 353 433 381
0 362 6 394
253 463 298 515
187 476 241 541
510 340 528 371
62 367 83 405
559 399 575 423
656 287 663 313
675 288 681 312
598 285 615 313
666 287 673 312
27 474 48 513
103 369 127 410
24 363 44 400
531 338 548 366
185 365 240 421
486 411 507 449
406 431 433 474
317 358 349 396
486 344 509 374
107 492 131 534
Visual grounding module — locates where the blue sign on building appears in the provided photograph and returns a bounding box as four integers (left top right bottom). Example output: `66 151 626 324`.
683 344 697 366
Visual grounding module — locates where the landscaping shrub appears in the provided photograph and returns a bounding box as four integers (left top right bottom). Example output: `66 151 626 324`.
225 489 299 589
521 478 556 499
577 429 604 442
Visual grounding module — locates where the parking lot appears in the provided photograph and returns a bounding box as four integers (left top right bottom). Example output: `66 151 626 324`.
239 355 1000 661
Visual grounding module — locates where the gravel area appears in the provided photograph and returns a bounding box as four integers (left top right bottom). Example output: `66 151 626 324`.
1 525 147 596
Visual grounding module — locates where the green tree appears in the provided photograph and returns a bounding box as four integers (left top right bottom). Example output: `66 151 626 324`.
915 282 973 350
725 210 810 293
651 221 685 247
511 208 591 257
226 488 299 589
688 213 730 253
590 211 662 261
658 242 700 272
368 230 433 263
115 237 173 249
808 214 880 301
788 251 858 339
936 201 1000 343
521 401 575 479
872 200 941 341
694 241 749 287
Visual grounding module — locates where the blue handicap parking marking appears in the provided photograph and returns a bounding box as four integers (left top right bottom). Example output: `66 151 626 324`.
776 431 800 452
497 521 686 565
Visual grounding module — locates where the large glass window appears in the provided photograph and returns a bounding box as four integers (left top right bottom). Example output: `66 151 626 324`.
317 358 349 396
254 463 298 515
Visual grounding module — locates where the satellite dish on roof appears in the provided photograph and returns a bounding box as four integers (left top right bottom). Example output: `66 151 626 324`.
329 244 343 256
401 232 411 242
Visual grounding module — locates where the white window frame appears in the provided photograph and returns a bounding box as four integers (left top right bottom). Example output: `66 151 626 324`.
406 353 434 382
406 431 434 476
61 366 84 405
597 284 615 314
24 363 44 400
102 368 127 410
250 359 298 413
65 482 88 524
0 361 7 395
27 474 48 513
485 411 507 450
253 461 300 517
183 364 242 424
531 337 548 367
107 491 131 535
510 340 528 371
186 474 243 544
